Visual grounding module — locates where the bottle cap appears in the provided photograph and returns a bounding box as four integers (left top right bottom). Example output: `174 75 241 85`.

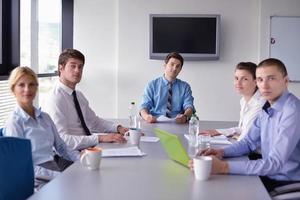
192 113 199 120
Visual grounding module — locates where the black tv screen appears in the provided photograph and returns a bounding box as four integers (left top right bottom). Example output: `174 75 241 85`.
150 14 220 60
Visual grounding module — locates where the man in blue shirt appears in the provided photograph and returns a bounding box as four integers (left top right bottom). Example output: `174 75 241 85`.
189 58 300 191
140 52 195 124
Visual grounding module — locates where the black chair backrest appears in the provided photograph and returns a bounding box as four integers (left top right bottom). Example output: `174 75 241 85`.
0 137 34 200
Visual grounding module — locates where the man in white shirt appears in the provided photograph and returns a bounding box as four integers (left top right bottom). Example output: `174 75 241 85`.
44 49 127 150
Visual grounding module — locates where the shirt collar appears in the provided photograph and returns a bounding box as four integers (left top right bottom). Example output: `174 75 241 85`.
162 75 177 86
58 80 75 96
262 101 271 114
270 90 290 111
262 90 289 116
15 104 42 121
241 90 261 108
249 90 260 103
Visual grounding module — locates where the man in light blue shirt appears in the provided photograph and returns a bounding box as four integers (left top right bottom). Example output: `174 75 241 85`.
190 58 300 191
140 52 195 124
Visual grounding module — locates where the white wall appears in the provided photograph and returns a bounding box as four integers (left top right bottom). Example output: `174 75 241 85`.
74 0 118 118
259 0 300 97
74 0 300 121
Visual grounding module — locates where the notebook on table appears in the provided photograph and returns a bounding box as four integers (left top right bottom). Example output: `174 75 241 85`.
154 128 190 167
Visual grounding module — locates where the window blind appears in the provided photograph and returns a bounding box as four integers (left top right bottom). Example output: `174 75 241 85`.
0 80 16 127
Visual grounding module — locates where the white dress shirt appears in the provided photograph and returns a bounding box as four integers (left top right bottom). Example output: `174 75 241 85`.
217 91 265 141
43 80 118 150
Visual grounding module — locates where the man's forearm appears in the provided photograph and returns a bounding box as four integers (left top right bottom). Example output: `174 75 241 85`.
140 108 149 120
184 107 194 120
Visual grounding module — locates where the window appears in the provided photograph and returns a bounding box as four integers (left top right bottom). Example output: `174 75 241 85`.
0 0 73 127
0 81 16 127
20 0 62 73
0 0 20 77
20 0 62 107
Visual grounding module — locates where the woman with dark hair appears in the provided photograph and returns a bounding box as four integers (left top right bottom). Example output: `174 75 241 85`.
201 62 265 141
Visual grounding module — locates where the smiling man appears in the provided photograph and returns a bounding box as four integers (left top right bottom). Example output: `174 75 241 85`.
189 58 300 192
44 49 128 150
140 52 195 124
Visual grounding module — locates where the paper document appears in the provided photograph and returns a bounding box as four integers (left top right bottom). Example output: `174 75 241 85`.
216 128 237 137
156 115 176 122
140 136 160 142
211 135 227 140
184 134 232 145
102 146 146 157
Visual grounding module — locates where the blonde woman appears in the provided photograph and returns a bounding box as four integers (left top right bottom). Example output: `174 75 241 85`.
3 67 80 183
201 62 265 141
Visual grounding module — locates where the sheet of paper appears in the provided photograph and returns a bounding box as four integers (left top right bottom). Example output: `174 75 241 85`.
94 134 159 142
92 133 107 136
210 138 232 145
211 135 227 140
102 146 146 157
216 128 236 137
184 134 232 145
140 136 160 142
156 115 176 122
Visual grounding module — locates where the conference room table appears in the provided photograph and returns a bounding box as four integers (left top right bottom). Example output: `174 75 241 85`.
28 119 271 200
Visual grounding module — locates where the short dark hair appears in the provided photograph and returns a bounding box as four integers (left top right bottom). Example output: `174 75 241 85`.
257 58 288 77
165 52 184 67
235 62 257 79
58 49 85 76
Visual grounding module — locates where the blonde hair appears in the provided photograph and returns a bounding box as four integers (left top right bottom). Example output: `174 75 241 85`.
8 66 39 92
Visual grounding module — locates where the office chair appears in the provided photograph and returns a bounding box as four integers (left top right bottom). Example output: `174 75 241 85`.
271 183 300 200
0 137 34 200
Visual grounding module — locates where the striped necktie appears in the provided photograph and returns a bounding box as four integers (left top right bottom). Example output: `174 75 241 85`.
72 91 91 135
166 82 172 118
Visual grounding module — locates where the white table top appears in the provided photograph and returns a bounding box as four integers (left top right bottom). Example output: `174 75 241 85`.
28 120 271 200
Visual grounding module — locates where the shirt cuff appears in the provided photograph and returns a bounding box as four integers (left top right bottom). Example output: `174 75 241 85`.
223 146 236 157
183 105 194 112
227 161 247 174
90 134 100 145
112 123 120 133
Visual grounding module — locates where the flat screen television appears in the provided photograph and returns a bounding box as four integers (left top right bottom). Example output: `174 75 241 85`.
150 14 220 61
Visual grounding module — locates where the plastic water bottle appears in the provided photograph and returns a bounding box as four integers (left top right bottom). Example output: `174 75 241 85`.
188 114 199 147
129 102 138 129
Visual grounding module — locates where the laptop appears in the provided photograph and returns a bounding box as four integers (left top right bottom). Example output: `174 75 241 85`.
154 128 190 167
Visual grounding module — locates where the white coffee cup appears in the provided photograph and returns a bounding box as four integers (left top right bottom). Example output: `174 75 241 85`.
125 128 142 146
80 147 102 170
193 156 212 180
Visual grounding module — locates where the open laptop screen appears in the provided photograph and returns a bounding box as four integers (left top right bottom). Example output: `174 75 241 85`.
154 128 190 167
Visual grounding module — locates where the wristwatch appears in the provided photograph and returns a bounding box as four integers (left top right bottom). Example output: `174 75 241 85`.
117 125 122 134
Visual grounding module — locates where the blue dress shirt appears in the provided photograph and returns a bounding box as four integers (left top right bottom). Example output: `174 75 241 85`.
140 76 195 118
3 105 80 178
224 91 300 181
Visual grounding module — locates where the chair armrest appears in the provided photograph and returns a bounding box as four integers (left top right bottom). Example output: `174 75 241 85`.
272 191 300 200
270 183 300 196
35 175 52 182
34 175 52 192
